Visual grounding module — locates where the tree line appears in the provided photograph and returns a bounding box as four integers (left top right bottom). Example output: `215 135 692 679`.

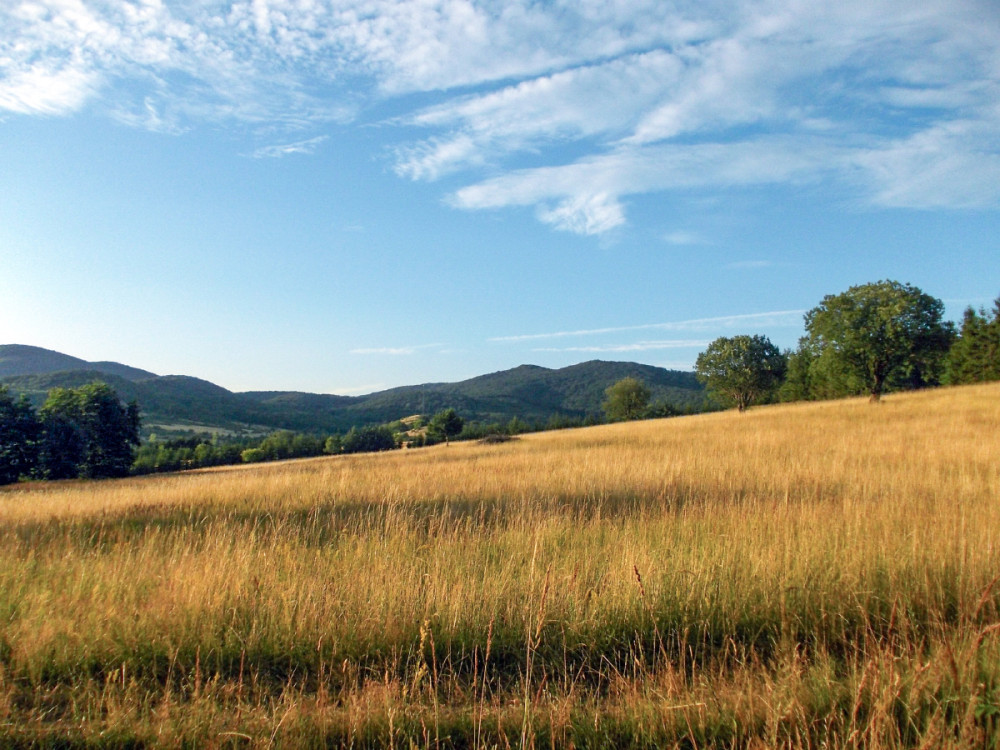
692 280 998 412
1 386 609 484
132 408 608 476
598 280 997 421
0 382 140 485
133 411 469 475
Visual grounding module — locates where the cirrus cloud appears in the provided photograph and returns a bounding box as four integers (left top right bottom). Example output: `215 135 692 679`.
2 0 998 233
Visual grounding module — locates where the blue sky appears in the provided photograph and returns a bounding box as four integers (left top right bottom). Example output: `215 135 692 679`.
1 0 998 394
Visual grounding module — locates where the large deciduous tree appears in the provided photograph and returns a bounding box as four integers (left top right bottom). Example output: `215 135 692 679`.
39 383 141 479
801 280 953 402
695 335 786 412
602 377 651 421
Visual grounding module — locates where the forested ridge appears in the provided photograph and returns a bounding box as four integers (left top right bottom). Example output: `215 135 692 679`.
0 350 705 435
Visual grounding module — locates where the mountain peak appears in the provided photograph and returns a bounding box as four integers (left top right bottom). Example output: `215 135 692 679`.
0 345 158 381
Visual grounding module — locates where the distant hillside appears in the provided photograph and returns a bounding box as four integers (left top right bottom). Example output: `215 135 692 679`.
1 371 321 435
1 346 706 436
332 361 705 425
0 345 157 381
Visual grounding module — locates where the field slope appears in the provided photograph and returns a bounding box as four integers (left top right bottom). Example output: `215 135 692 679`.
0 384 998 747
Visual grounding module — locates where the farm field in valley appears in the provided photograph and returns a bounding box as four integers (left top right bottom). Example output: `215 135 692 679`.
1 383 998 748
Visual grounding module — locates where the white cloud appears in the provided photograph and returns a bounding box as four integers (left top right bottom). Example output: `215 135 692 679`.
533 340 709 353
351 343 443 355
663 231 708 246
2 0 999 228
451 137 832 232
491 310 806 343
394 134 482 181
252 135 328 158
329 0 714 95
536 193 625 235
623 37 776 146
0 60 98 115
111 96 188 134
393 50 687 179
852 118 1000 208
402 0 1000 230
0 0 352 129
350 347 418 355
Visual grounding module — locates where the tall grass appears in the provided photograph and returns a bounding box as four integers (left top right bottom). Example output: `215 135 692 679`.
0 383 998 747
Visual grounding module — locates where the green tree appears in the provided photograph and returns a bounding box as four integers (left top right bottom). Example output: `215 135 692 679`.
945 298 1000 385
602 377 651 421
695 335 786 412
506 416 528 435
241 447 267 463
324 434 343 454
802 281 953 402
37 392 85 480
645 400 680 419
38 383 141 479
341 425 396 453
428 408 464 444
0 386 41 485
778 343 814 402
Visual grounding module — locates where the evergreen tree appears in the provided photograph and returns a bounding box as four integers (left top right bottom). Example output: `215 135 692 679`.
428 408 465 444
945 298 1000 384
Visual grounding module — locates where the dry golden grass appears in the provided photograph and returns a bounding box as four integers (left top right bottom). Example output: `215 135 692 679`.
0 383 998 747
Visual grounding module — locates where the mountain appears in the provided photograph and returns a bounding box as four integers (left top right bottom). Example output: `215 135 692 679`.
1 345 706 436
0 345 157 381
240 361 705 427
0 371 313 434
331 361 704 425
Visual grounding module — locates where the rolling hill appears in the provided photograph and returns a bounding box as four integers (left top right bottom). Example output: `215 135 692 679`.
0 344 157 381
1 344 706 436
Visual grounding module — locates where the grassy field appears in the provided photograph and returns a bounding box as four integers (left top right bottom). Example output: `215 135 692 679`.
1 383 998 748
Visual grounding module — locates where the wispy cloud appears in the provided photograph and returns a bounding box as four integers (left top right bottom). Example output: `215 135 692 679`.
3 0 998 230
393 49 689 181
491 310 806 343
0 61 98 116
533 339 709 353
451 137 833 233
252 136 329 159
0 0 353 130
350 347 418 356
663 231 708 246
850 119 1000 209
404 0 1000 230
350 343 443 355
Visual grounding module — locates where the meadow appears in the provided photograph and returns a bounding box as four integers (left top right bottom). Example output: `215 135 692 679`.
0 383 998 748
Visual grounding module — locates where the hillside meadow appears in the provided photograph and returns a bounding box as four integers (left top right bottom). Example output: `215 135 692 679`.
0 383 998 748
